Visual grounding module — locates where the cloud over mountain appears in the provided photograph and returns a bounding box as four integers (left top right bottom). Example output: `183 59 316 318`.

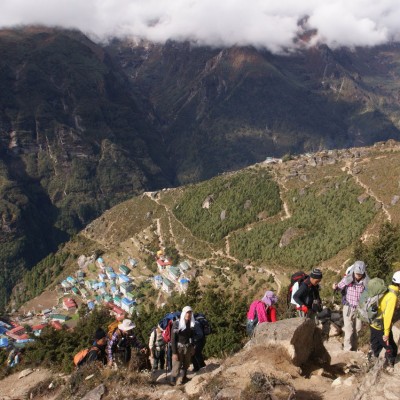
1 0 400 52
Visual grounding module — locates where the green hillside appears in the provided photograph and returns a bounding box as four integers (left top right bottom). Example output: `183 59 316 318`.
11 141 400 313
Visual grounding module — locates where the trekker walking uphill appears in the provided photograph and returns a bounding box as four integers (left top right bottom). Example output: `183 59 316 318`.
149 325 166 371
332 261 368 351
368 271 400 371
191 313 209 372
169 306 195 386
246 290 278 336
293 268 323 318
106 319 146 368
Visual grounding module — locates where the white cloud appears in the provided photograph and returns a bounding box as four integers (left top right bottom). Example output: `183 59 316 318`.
0 0 399 51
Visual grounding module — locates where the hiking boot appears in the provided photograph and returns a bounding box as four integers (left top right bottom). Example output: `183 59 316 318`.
169 377 176 386
181 376 191 384
385 364 395 374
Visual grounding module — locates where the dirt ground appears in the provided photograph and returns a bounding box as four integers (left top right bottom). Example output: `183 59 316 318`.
0 368 61 400
18 290 59 314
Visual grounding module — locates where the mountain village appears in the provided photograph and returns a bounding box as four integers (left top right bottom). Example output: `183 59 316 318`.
0 250 192 354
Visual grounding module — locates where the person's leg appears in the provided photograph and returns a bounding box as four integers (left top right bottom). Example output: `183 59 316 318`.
342 305 353 351
159 348 165 370
196 339 206 368
181 346 194 383
354 315 363 351
170 350 181 385
153 349 160 370
370 326 384 358
384 331 398 366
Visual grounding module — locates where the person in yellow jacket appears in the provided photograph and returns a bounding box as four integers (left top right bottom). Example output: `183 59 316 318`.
370 271 400 368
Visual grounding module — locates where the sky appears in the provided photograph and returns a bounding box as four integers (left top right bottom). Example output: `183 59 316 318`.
1 0 399 52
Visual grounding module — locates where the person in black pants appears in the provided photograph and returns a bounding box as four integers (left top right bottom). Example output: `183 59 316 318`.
192 318 206 372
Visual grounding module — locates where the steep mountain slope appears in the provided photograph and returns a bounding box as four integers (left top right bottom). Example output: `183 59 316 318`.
13 140 400 310
108 40 400 183
3 26 400 310
0 27 171 309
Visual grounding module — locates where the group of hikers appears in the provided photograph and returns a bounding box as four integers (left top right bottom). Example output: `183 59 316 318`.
76 261 400 383
247 263 400 371
75 306 208 386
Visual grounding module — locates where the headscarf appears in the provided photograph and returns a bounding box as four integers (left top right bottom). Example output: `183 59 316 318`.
261 290 278 306
178 305 195 331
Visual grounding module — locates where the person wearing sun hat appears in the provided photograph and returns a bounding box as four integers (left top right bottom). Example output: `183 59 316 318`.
106 319 146 367
293 268 323 318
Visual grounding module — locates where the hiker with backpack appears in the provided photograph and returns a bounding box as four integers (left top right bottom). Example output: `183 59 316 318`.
287 271 308 313
169 306 196 386
293 268 323 318
332 261 369 351
366 271 400 370
192 313 211 372
148 325 166 371
106 319 146 368
73 328 108 367
246 290 278 336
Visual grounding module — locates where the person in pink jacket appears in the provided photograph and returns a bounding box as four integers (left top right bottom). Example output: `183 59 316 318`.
246 290 278 335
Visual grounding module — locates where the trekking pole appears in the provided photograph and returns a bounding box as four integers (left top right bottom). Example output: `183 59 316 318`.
165 343 169 381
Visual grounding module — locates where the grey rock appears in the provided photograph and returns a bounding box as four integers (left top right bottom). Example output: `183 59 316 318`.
220 210 227 221
216 387 242 399
391 195 400 206
18 369 33 379
244 200 252 209
253 318 330 366
81 384 105 400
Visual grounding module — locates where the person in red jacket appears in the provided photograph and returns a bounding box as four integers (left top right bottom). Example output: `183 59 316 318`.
246 290 278 335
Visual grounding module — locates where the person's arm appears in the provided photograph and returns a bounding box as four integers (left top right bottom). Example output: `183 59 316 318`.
293 283 307 307
106 332 118 364
336 277 347 290
383 293 397 337
171 323 178 355
269 306 277 322
148 330 155 355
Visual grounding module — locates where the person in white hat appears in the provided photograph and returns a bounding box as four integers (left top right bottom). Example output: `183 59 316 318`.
106 319 146 367
332 261 369 351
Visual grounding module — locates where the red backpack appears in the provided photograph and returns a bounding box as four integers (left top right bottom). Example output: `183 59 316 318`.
162 320 174 343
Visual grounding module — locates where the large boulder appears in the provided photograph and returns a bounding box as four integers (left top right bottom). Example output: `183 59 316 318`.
251 317 330 366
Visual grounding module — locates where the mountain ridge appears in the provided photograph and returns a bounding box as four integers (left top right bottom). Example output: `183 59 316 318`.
3 26 400 309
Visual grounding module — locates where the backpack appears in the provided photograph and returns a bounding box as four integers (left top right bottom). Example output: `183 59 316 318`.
246 300 261 336
150 327 166 349
158 312 181 343
73 346 98 367
287 271 308 305
194 313 211 336
356 278 387 324
107 320 120 339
